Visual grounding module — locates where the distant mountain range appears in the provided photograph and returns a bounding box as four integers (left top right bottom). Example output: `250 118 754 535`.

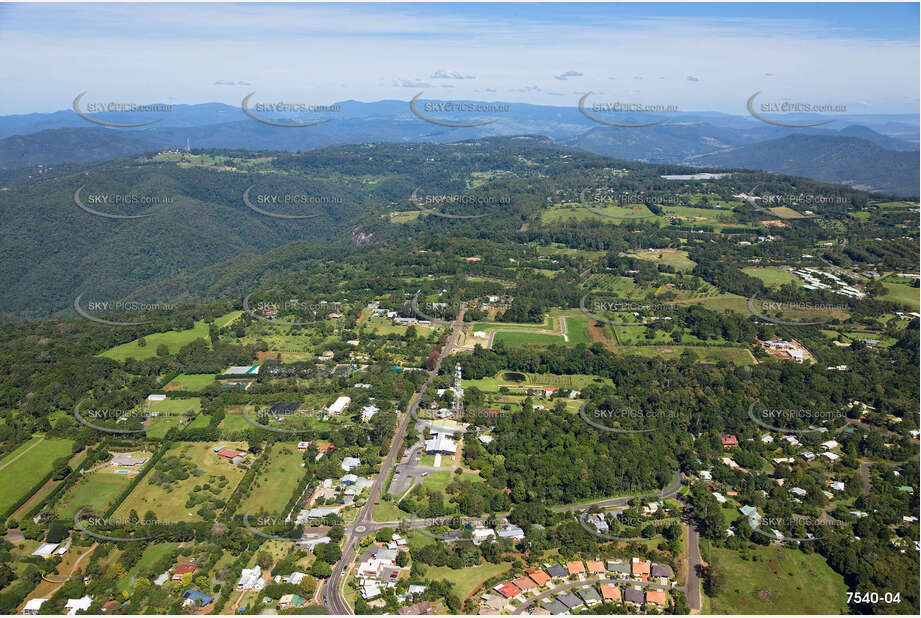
0 99 917 196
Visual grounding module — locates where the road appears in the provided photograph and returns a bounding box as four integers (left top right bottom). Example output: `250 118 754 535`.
323 306 467 615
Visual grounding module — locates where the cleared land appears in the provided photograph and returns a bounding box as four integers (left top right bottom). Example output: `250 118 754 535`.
708 546 848 614
164 373 217 391
99 311 240 362
742 267 802 287
55 456 151 518
240 444 307 515
0 437 75 515
114 441 248 522
422 561 512 601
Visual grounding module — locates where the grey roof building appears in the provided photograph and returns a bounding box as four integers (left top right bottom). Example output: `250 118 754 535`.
542 599 569 615
545 563 567 578
624 588 645 604
651 564 672 578
557 593 583 609
578 587 602 605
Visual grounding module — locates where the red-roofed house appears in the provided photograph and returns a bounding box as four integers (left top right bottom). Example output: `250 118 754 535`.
318 443 335 452
494 582 522 599
585 560 605 574
526 569 551 586
721 435 738 447
601 585 621 601
172 563 198 581
631 559 651 578
216 448 240 459
646 589 667 606
512 576 537 592
566 561 585 575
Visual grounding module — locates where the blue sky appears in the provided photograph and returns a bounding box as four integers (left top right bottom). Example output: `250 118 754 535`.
0 2 917 115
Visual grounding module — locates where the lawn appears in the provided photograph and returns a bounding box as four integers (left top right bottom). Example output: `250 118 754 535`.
56 461 149 518
164 374 217 392
769 206 805 218
622 249 697 272
742 267 802 288
0 437 75 515
708 545 848 614
492 331 565 347
98 311 243 362
422 561 512 600
118 542 180 592
880 281 920 310
114 442 248 522
558 314 592 346
240 444 307 515
373 500 412 522
541 202 658 225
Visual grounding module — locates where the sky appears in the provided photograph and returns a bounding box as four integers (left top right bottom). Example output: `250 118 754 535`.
0 2 918 116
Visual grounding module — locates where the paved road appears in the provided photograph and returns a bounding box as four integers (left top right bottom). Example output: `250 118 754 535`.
323 306 467 615
512 577 669 614
683 521 703 611
552 471 683 513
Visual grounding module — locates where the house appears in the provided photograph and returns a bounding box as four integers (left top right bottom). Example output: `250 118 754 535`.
623 588 644 605
606 560 630 577
512 576 538 592
740 505 762 528
822 452 840 462
472 526 497 544
497 524 525 541
698 470 713 481
341 473 359 485
650 564 672 579
761 434 774 443
327 396 351 414
801 451 816 461
278 594 308 610
110 453 149 467
830 481 846 491
721 434 738 447
296 535 331 551
31 543 59 558
526 569 551 586
631 558 651 578
820 440 840 450
361 582 382 600
65 597 93 616
578 587 602 606
557 593 583 609
172 563 198 581
424 433 457 455
237 565 265 591
586 512 609 532
783 435 801 446
585 560 605 575
546 563 567 579
712 492 727 503
216 448 241 460
567 561 586 576
790 487 808 497
494 582 522 599
341 456 361 472
297 441 311 451
22 599 47 615
147 393 166 401
398 601 433 615
182 590 214 608
541 599 569 614
361 405 380 422
601 584 621 602
646 589 667 606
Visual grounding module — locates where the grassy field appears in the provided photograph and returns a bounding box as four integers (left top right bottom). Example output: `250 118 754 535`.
422 561 512 600
117 542 180 592
114 442 248 522
240 444 306 515
709 546 848 614
492 331 565 347
742 267 802 287
56 454 152 518
769 206 805 218
99 311 240 362
164 374 217 391
622 249 696 272
144 398 203 438
880 281 920 309
541 202 658 224
0 437 75 515
612 344 756 366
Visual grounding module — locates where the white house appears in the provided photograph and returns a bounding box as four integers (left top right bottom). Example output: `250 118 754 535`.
237 566 265 591
22 599 47 615
822 452 840 462
327 396 351 415
820 440 839 451
65 597 92 616
360 405 380 422
342 457 361 472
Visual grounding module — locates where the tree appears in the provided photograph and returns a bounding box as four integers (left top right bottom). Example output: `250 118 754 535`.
156 343 169 357
309 561 331 578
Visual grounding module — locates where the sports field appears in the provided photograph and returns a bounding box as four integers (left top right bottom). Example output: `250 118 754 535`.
0 437 75 515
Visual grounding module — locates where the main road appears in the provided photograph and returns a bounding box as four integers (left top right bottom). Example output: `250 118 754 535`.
323 306 467 614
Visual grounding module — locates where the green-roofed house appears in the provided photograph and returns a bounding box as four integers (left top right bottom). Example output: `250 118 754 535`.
542 599 569 615
578 587 602 606
278 594 308 610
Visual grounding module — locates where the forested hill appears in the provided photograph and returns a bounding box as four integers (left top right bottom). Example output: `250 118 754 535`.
0 136 894 319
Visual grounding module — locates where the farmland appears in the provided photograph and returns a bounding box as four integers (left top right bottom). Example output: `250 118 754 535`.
240 444 308 515
0 437 75 515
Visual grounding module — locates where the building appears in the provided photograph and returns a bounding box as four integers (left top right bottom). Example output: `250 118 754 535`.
327 396 351 415
526 569 551 586
512 576 538 592
494 582 521 599
721 435 738 447
472 526 496 544
424 433 457 455
646 589 667 606
607 560 630 577
22 599 47 615
601 585 621 602
546 563 567 579
557 593 584 610
278 594 308 610
237 566 264 591
578 587 602 606
110 453 149 467
216 448 241 460
361 405 380 422
342 456 362 472
631 558 651 578
172 563 198 581
542 599 569 614
623 588 644 605
650 564 672 579
182 590 214 608
497 524 525 541
31 543 59 558
65 597 93 616
585 560 605 575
